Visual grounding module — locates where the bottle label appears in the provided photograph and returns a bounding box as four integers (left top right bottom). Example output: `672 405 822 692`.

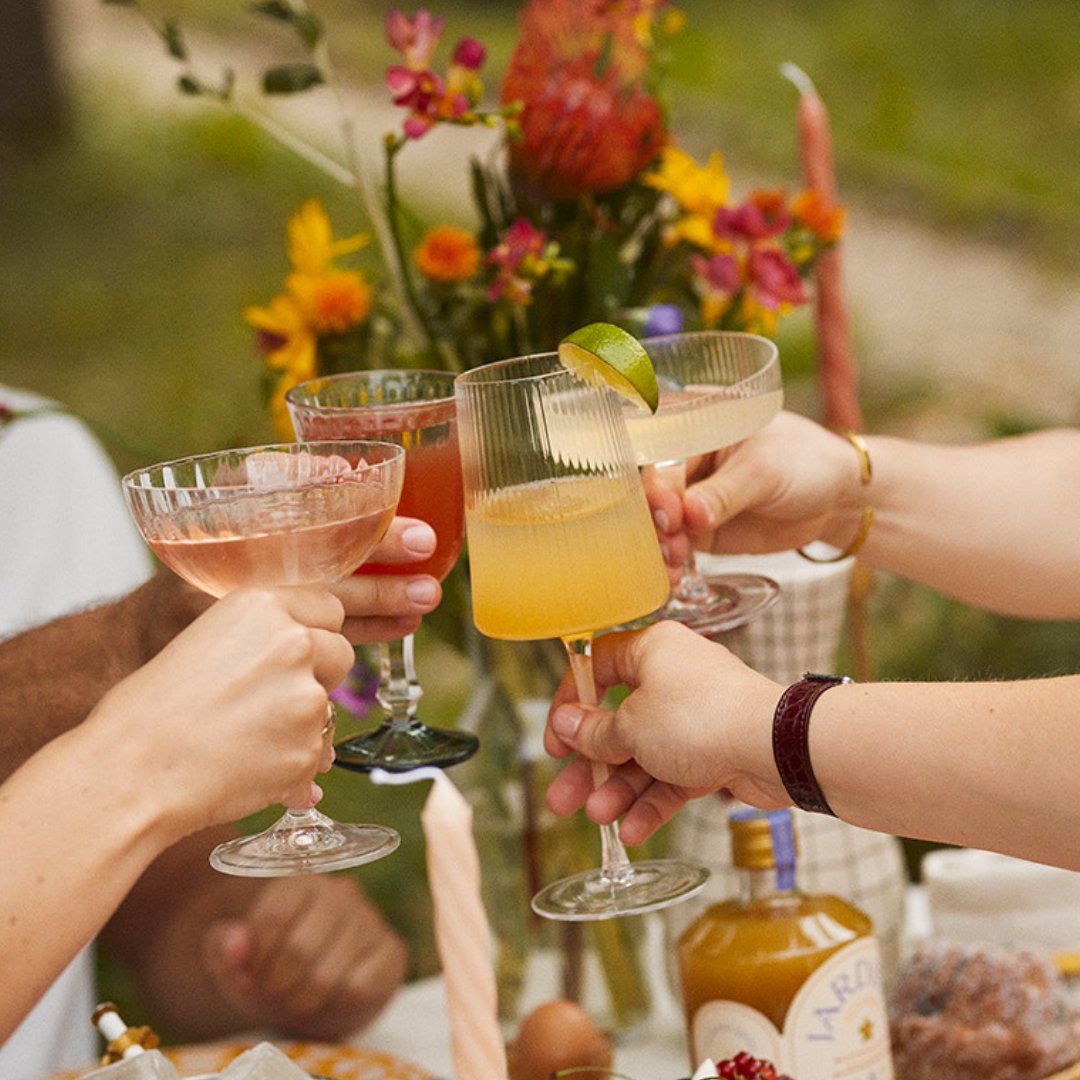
690 936 894 1078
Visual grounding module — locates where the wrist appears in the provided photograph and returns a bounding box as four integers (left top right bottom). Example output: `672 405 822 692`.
726 675 789 807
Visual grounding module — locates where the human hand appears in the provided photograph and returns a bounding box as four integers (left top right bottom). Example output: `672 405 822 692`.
681 411 862 555
94 586 354 838
641 468 693 586
333 516 442 645
201 875 407 1040
543 621 786 844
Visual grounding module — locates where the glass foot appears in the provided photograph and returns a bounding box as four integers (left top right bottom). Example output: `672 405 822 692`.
333 720 479 773
661 572 780 635
531 858 710 922
209 808 400 877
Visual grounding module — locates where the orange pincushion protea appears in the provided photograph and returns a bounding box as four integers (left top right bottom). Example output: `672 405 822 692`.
501 0 668 202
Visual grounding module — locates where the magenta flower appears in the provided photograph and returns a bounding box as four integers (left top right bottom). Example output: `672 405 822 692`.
452 36 486 71
690 251 741 295
747 247 807 310
713 199 791 243
486 218 549 304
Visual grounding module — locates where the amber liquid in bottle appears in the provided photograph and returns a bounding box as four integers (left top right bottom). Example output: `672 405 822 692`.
676 808 894 1078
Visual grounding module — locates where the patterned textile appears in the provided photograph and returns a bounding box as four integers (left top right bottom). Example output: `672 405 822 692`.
664 551 909 987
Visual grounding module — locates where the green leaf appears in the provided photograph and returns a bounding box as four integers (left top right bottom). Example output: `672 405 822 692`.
177 74 202 96
262 64 324 94
101 0 137 7
161 19 186 61
249 1 323 49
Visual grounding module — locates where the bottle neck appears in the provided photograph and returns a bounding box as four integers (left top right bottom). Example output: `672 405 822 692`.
738 860 799 902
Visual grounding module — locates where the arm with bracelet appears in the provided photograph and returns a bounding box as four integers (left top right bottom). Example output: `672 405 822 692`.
671 410 1080 619
543 620 1080 873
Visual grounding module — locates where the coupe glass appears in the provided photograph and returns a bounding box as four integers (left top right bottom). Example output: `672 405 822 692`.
287 370 478 772
122 440 405 876
624 331 784 634
456 352 710 920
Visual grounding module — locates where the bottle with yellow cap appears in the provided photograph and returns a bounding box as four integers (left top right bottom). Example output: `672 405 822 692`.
676 808 894 1078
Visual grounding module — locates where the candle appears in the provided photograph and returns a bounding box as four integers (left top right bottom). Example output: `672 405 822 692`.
781 63 862 433
373 768 507 1080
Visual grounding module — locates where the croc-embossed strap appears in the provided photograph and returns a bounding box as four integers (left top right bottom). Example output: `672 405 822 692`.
771 672 851 815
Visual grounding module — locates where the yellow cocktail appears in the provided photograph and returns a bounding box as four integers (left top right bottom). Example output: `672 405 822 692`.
468 474 670 641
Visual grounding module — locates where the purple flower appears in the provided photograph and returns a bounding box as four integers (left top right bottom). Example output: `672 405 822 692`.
642 303 684 336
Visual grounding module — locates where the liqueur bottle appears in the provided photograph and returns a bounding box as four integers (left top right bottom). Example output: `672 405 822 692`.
676 808 894 1078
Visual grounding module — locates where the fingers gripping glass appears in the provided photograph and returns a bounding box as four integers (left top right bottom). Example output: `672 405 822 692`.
626 331 783 634
287 371 478 773
455 353 709 920
122 441 405 877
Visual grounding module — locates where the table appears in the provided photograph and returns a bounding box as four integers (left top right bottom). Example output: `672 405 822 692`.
361 889 935 1078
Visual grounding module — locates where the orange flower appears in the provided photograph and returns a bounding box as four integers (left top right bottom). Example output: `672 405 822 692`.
414 224 481 283
791 189 846 243
287 270 372 334
501 0 668 202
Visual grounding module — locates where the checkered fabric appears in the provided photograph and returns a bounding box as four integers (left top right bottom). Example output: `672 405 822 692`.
663 551 909 989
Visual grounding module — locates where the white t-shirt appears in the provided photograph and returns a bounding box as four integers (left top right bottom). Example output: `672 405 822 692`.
0 386 153 1078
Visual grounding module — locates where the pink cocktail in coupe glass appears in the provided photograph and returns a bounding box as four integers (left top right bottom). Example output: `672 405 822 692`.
287 370 477 772
122 440 405 876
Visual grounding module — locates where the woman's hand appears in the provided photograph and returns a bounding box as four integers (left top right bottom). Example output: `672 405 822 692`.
91 586 354 836
543 621 786 845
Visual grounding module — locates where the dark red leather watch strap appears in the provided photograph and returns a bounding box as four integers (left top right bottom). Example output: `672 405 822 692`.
771 673 850 816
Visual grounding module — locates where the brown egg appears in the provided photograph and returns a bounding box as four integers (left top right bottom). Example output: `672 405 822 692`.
508 998 614 1080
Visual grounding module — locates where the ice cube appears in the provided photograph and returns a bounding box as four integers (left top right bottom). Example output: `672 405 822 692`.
217 1042 310 1080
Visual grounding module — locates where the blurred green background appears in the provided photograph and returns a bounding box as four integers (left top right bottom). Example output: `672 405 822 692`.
5 0 1080 1019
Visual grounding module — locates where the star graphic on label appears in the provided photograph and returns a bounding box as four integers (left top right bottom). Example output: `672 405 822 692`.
860 1017 875 1041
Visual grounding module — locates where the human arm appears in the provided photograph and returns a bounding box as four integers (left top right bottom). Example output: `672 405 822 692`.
543 620 1080 871
0 516 439 780
0 586 353 1044
671 411 1080 619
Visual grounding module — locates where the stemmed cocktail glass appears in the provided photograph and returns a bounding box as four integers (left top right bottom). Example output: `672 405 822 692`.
456 352 710 920
287 371 478 772
624 331 783 634
122 440 405 876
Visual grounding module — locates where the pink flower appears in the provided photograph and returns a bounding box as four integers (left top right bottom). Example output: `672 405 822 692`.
690 252 741 295
385 9 445 70
713 196 791 243
747 248 807 310
452 36 486 71
486 218 549 304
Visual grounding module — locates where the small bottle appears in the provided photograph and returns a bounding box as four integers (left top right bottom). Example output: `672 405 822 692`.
82 1004 177 1080
676 808 894 1078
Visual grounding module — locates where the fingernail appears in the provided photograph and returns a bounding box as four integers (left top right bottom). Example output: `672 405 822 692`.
552 704 583 740
403 524 436 554
659 541 669 563
687 491 716 530
406 577 438 605
653 508 669 532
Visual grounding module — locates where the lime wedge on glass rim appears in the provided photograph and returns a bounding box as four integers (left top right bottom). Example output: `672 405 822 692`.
558 322 659 413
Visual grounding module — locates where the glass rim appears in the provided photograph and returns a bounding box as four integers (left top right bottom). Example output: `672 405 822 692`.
641 328 779 360
454 350 569 388
121 439 404 490
286 369 457 412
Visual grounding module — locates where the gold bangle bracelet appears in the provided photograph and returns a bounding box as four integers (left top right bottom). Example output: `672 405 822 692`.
798 427 874 564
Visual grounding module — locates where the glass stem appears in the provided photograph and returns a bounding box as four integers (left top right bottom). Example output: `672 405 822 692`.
563 635 634 885
376 635 422 732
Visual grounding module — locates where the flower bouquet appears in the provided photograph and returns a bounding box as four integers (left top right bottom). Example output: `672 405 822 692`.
107 0 843 1033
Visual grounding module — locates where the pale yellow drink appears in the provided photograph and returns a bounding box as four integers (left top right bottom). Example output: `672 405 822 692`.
624 385 784 466
466 473 670 640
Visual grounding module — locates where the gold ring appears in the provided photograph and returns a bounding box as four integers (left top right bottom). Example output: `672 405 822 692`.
321 704 335 738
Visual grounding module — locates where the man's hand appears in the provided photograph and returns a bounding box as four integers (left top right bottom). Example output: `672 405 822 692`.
201 875 407 1041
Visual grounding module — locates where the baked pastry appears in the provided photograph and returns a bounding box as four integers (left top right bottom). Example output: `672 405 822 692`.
889 939 1078 1080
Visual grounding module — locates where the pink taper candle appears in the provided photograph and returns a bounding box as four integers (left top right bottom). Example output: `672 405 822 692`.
782 63 862 433
421 770 508 1080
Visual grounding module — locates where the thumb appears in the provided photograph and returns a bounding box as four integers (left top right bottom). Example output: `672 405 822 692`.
549 703 632 767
